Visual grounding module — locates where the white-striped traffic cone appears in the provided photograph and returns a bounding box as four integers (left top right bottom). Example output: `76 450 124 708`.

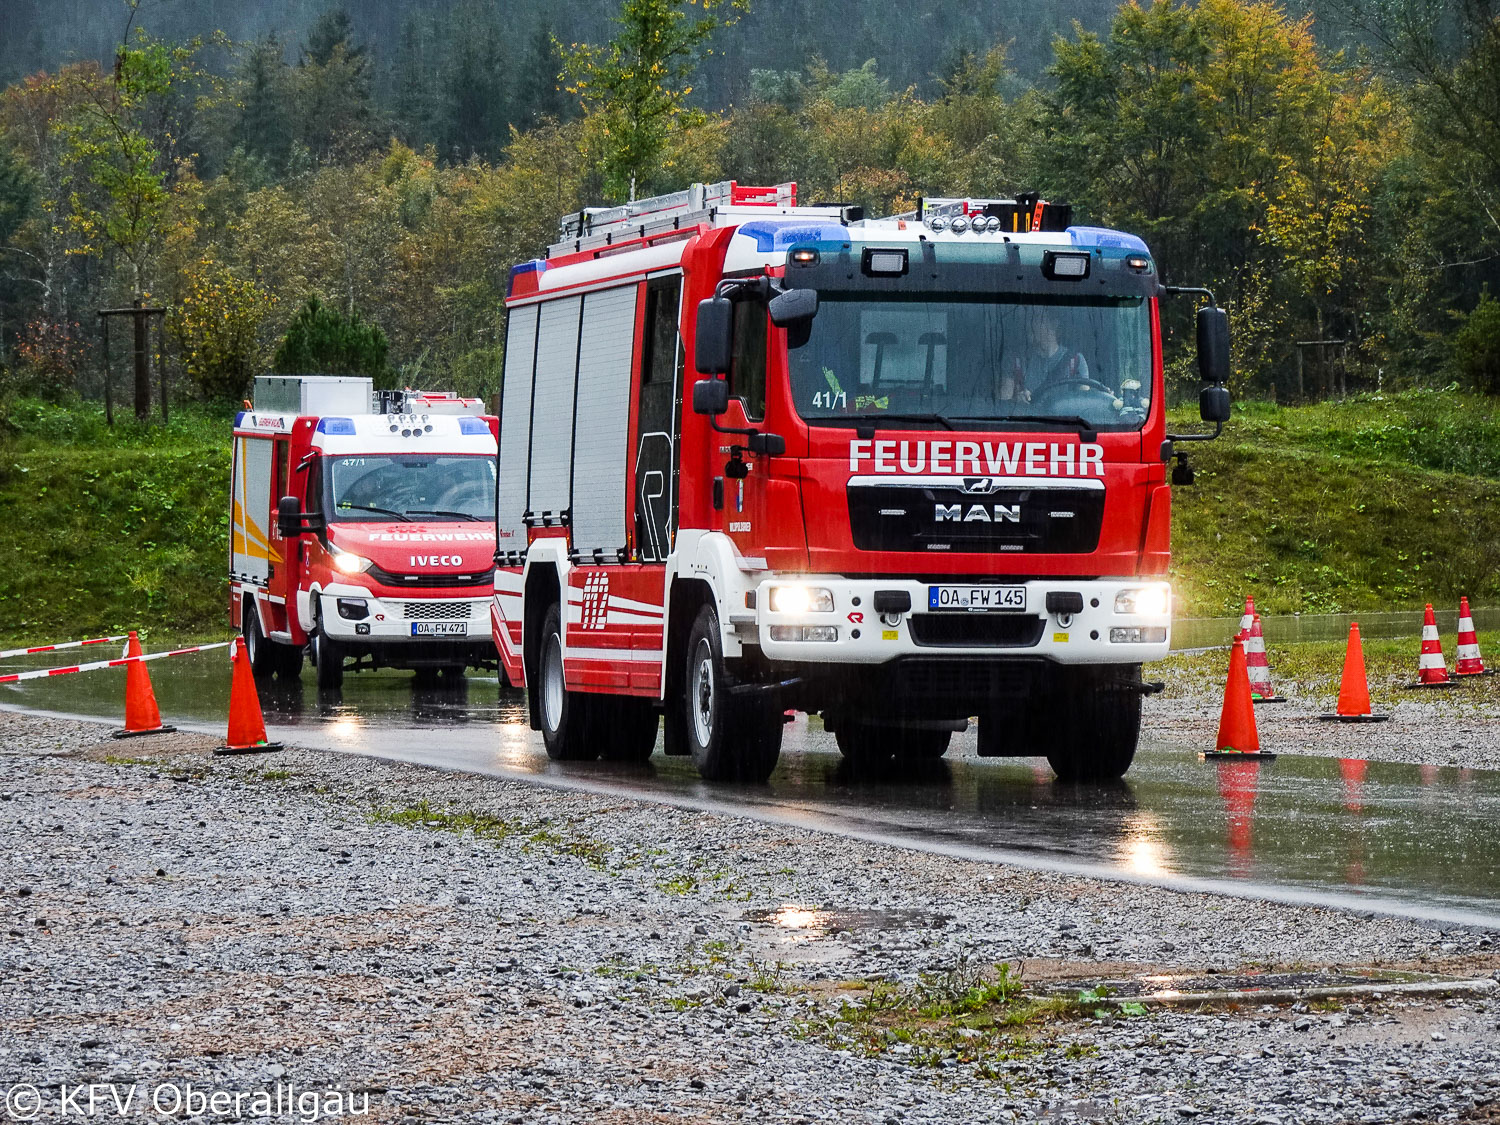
1454 596 1489 677
1246 614 1286 703
1409 603 1457 689
1238 595 1257 639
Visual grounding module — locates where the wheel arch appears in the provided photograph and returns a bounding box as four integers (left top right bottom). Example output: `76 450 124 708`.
523 559 563 731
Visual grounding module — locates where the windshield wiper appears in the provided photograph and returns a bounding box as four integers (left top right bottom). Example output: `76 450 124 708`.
336 503 412 521
857 412 956 431
951 414 1099 430
405 509 484 522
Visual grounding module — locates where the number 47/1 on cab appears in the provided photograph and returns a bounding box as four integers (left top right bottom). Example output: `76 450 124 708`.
492 181 1231 782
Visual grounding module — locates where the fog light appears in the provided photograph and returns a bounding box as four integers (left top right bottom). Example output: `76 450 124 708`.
1111 627 1167 644
336 597 369 620
769 625 838 642
769 585 834 614
1115 586 1170 616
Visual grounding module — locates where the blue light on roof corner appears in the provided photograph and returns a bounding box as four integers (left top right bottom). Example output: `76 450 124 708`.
234 410 247 427
458 416 490 435
735 221 852 253
316 417 357 435
1068 226 1151 255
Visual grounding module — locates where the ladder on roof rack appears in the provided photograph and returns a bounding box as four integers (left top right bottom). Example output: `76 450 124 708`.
550 180 798 257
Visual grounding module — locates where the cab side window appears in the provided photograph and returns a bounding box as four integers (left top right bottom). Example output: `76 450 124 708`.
729 301 767 422
304 458 322 516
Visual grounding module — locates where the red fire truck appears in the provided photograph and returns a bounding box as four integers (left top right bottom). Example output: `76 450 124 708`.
231 376 499 689
492 182 1229 781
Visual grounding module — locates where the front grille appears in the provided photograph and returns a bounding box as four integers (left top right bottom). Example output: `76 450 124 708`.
849 481 1104 554
887 658 1038 700
909 613 1046 648
368 563 491 588
401 601 471 621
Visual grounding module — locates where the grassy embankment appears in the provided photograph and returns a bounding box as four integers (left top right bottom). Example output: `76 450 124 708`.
4 390 1500 649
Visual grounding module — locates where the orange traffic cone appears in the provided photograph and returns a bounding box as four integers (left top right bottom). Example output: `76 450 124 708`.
1319 623 1389 723
215 636 283 755
1246 614 1287 703
1454 596 1490 676
1408 603 1458 689
112 631 176 739
1203 636 1276 760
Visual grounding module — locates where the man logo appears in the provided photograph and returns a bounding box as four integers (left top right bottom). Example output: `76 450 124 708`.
935 503 1022 524
962 477 999 495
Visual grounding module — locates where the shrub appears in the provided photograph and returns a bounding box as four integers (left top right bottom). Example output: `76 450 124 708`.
171 257 277 402
1451 290 1500 394
272 296 389 382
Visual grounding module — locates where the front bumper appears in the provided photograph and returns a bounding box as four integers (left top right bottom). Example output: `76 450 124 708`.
748 576 1170 665
313 582 494 644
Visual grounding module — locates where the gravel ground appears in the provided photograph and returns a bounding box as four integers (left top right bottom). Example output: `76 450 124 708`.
2 709 1498 1124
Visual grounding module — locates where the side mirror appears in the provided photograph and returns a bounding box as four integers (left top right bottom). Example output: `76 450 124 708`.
277 495 304 538
768 287 818 328
692 378 729 416
1200 384 1231 424
694 297 733 375
1196 305 1231 385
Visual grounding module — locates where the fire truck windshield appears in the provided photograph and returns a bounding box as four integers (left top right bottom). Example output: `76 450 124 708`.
328 454 496 522
787 294 1152 431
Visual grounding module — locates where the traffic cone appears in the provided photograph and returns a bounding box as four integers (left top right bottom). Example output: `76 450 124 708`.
112 631 176 739
1319 623 1389 722
1203 636 1276 760
1454 596 1490 676
1237 595 1257 639
1407 603 1458 689
215 636 283 755
1246 614 1287 703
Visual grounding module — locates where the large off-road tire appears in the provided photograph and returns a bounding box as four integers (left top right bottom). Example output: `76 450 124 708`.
682 605 781 782
243 600 277 680
537 603 600 761
835 723 952 763
1043 668 1142 782
310 597 345 691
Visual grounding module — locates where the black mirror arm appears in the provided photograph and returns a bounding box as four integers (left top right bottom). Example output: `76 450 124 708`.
1165 420 1222 444
1161 284 1218 305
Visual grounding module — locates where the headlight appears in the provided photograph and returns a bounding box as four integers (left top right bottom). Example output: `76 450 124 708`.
1115 586 1170 616
769 585 834 614
333 551 372 575
769 625 838 642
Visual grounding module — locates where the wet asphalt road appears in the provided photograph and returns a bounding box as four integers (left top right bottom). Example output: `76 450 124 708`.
4 652 1500 928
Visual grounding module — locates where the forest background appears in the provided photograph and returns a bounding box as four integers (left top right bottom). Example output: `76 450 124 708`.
4 0 1500 410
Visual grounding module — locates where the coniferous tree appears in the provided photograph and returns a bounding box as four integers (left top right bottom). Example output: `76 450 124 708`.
440 1 509 160
273 296 389 379
232 35 295 172
516 20 573 127
297 5 378 162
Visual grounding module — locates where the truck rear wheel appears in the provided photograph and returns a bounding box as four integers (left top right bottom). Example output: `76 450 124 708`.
683 605 781 783
538 603 599 761
1043 668 1142 782
243 601 277 680
835 723 951 763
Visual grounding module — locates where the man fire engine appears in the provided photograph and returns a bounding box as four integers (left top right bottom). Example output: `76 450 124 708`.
231 376 498 689
492 182 1229 781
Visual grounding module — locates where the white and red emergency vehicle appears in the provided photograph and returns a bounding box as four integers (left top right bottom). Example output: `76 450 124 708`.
492 182 1230 780
231 376 499 689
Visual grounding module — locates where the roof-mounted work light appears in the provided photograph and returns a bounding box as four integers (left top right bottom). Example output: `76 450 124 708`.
862 248 908 277
1042 251 1091 281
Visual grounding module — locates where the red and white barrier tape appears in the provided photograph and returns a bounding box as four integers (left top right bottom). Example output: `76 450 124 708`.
0 634 131 661
0 641 232 684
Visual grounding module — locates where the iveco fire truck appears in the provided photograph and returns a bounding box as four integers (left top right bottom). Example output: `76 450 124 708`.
492 182 1229 781
231 376 499 689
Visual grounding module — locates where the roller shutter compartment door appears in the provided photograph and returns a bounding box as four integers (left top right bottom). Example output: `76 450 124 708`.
496 304 538 547
570 286 637 559
529 296 583 524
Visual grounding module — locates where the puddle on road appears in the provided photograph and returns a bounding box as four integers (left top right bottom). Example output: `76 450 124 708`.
742 904 950 936
1033 966 1441 999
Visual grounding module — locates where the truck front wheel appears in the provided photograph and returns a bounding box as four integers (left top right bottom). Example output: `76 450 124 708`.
310 597 345 691
1042 668 1142 782
683 605 781 783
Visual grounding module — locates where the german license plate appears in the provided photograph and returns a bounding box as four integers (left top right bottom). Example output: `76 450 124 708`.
411 622 467 636
928 585 1027 612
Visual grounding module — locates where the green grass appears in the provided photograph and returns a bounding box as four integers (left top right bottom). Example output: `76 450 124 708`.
1170 389 1500 616
5 388 1500 644
0 398 233 647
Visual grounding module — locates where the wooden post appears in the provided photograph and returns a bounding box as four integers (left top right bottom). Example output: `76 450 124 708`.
156 312 168 423
132 297 150 421
101 316 113 427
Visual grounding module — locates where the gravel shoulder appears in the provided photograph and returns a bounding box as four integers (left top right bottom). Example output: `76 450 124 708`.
2 710 1498 1124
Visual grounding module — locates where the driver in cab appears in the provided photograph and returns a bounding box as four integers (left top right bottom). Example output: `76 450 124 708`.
998 308 1090 403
